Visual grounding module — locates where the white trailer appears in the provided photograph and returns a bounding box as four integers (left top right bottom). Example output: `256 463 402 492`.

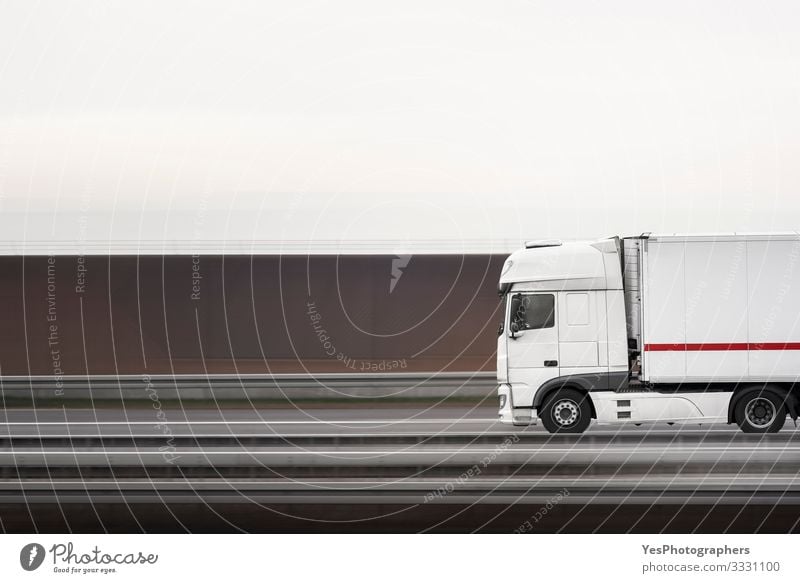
496 233 800 433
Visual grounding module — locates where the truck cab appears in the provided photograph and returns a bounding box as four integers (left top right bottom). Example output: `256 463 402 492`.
496 238 628 431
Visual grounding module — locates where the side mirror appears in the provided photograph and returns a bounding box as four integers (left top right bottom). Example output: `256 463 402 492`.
497 322 504 337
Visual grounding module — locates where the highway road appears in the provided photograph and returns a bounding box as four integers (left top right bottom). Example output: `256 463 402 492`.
0 404 798 532
3 403 796 432
0 404 501 436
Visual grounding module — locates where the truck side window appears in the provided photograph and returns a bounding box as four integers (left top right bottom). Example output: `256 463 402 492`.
510 294 555 330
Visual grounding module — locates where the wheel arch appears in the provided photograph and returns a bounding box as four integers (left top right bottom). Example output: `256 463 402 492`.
727 384 798 424
533 377 597 419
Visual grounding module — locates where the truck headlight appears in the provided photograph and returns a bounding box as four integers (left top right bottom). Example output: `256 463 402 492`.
499 394 507 409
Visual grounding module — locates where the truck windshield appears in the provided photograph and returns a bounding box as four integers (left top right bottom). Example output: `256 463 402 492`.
510 294 555 330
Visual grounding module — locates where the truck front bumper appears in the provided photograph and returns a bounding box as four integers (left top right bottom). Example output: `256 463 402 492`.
497 384 538 426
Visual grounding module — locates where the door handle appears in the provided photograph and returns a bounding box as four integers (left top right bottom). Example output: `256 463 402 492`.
544 360 558 367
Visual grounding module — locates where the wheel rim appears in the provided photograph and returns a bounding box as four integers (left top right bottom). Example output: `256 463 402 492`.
551 399 579 427
744 397 776 428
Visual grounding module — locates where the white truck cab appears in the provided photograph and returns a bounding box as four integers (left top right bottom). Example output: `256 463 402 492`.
497 233 800 434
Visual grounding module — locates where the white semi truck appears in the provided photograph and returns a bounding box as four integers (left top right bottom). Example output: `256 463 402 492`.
496 233 800 433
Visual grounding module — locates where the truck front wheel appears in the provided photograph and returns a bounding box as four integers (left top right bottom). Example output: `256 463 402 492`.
540 388 591 434
734 390 786 433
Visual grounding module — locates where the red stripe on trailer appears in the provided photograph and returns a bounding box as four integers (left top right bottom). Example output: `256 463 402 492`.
644 343 748 351
748 342 800 350
644 342 800 351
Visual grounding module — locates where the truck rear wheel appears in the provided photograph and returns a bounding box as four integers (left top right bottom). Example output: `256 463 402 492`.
540 388 591 434
734 390 786 433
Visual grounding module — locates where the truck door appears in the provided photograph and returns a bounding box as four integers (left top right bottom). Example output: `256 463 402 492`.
557 291 600 370
506 292 560 407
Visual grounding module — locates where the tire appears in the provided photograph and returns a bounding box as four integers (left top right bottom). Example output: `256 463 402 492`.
540 388 592 434
734 389 787 433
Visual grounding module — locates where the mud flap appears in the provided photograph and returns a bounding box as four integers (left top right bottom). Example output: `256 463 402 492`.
785 394 798 427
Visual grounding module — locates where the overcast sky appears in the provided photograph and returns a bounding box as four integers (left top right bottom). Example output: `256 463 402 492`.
0 0 798 247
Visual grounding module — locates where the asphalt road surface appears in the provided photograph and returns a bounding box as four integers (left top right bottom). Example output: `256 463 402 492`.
0 405 798 532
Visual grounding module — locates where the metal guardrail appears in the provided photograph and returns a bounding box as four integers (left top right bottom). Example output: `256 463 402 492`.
0 479 794 506
0 372 497 399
